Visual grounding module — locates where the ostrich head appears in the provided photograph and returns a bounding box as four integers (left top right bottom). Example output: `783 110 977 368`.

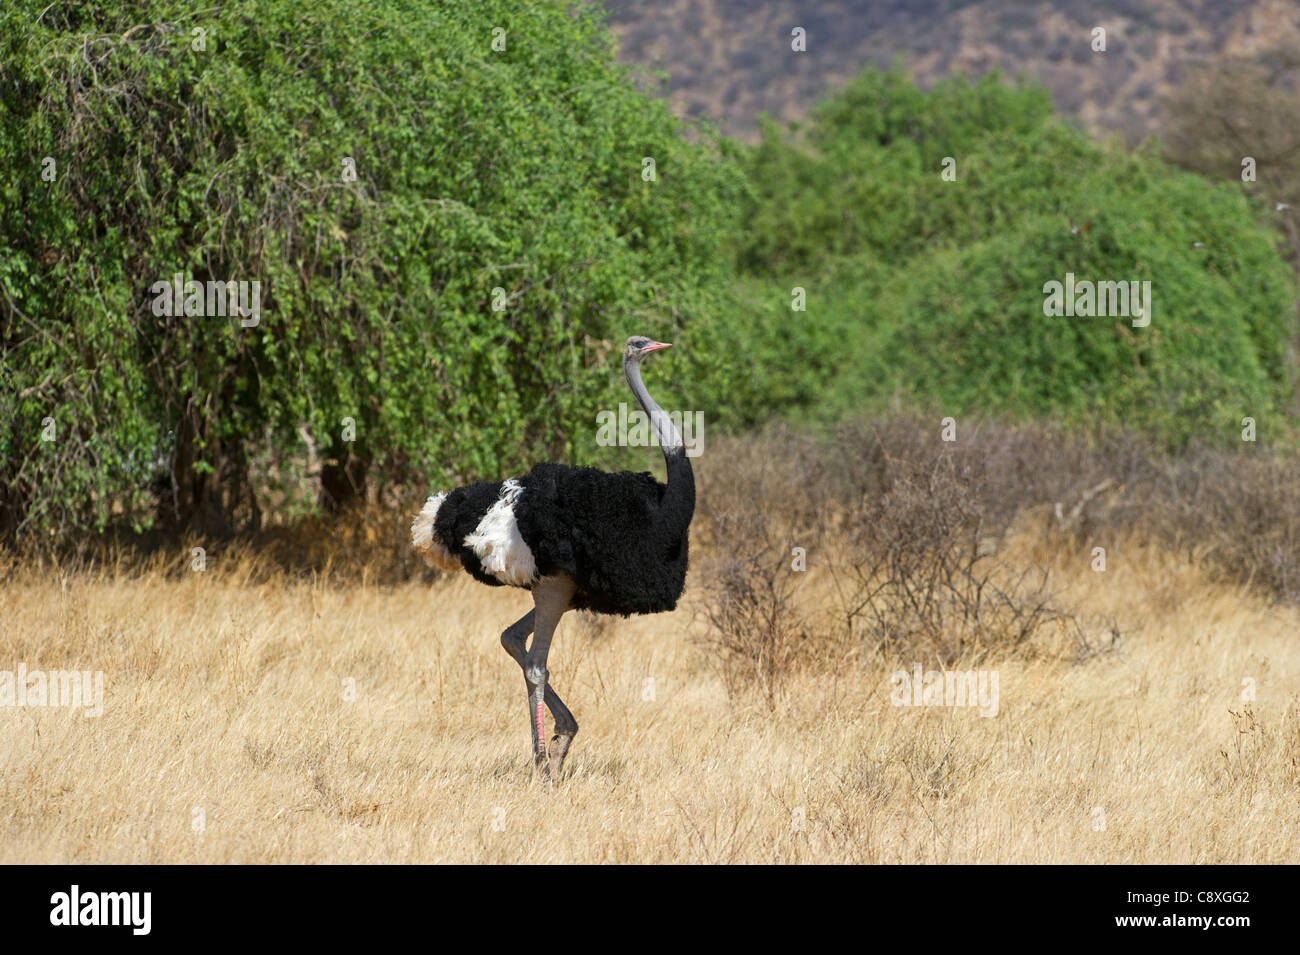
624 335 672 362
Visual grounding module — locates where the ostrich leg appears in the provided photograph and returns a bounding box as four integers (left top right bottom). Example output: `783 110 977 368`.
499 611 580 768
499 577 577 778
524 576 575 778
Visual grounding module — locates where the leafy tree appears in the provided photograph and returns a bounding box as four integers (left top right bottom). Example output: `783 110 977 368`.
0 0 744 543
733 67 1297 445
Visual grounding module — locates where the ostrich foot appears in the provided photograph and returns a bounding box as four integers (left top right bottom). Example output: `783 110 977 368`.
531 754 552 783
547 733 573 779
543 682 577 780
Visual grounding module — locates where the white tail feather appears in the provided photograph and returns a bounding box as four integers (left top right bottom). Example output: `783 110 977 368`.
410 492 461 572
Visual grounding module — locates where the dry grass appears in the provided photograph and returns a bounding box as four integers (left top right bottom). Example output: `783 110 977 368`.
1 523 1297 864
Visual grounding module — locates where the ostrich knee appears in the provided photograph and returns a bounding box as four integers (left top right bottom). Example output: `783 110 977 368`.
500 612 532 668
524 663 548 690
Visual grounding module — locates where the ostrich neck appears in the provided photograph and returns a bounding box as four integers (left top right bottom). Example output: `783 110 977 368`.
624 358 695 512
625 357 683 456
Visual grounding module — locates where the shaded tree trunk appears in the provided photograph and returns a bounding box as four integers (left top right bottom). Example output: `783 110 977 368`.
320 450 369 513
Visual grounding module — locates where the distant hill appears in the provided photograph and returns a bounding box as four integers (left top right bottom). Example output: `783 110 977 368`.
604 0 1300 143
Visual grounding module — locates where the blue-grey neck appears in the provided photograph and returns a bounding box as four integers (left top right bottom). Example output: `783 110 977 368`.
624 355 694 525
625 357 684 459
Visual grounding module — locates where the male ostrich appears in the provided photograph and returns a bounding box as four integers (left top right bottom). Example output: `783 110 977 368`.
410 336 694 779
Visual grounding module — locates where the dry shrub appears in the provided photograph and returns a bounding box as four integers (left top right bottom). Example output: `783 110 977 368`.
1143 450 1300 603
697 515 805 704
694 417 1090 695
694 412 1300 697
962 427 1300 606
833 448 1084 664
692 425 827 702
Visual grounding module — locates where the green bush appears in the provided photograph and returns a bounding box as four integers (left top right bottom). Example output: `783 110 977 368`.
3 23 1295 550
734 68 1297 444
0 0 743 541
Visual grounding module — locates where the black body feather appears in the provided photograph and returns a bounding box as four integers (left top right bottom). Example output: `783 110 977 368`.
432 453 694 615
516 459 693 614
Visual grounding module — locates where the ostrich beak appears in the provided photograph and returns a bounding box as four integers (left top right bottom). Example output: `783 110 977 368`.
641 341 672 353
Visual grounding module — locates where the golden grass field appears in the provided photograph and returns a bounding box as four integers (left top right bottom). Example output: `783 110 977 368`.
1 526 1297 864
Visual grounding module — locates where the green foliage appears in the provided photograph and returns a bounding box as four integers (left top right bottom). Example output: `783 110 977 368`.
0 0 743 540
734 67 1297 446
2 18 1295 548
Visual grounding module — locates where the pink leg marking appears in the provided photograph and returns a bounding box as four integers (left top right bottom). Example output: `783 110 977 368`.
535 699 546 754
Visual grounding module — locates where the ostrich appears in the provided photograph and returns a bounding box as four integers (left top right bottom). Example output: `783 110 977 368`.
410 336 694 779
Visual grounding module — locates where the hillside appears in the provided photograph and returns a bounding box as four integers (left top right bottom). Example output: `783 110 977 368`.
605 0 1300 142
